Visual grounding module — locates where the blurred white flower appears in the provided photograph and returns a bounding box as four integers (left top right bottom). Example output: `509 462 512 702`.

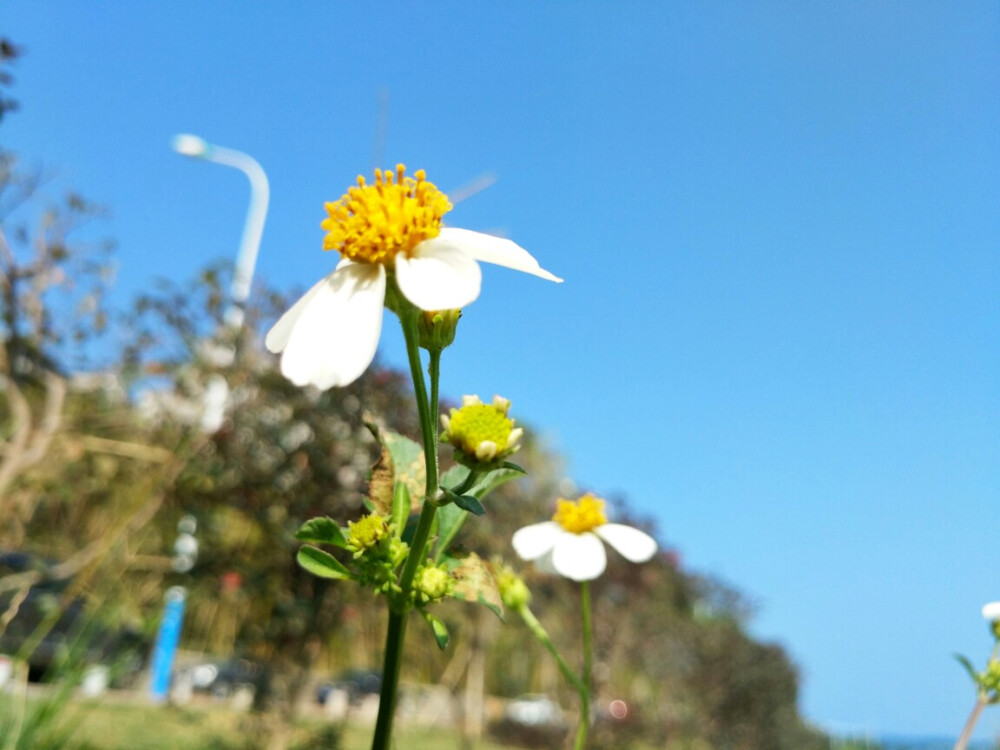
982 602 1000 622
266 165 560 389
512 494 657 582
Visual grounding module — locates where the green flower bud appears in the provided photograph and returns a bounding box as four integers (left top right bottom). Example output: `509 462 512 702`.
495 563 532 611
982 658 1000 694
414 563 454 604
346 514 390 558
418 309 461 352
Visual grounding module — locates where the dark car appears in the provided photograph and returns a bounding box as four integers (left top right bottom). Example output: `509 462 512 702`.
0 550 146 685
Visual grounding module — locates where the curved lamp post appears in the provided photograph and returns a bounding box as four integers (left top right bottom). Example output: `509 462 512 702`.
172 133 269 328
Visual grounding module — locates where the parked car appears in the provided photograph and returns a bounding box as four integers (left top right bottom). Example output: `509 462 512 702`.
188 657 261 698
316 669 381 705
0 550 146 686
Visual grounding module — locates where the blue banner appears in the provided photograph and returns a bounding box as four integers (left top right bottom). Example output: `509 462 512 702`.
149 586 187 702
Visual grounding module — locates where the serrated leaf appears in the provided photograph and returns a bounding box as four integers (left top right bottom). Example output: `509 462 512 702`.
453 494 485 516
442 550 504 621
366 421 426 502
297 546 353 580
294 517 348 548
391 482 410 538
421 609 450 650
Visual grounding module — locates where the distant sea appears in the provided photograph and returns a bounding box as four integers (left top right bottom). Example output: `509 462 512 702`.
879 737 996 750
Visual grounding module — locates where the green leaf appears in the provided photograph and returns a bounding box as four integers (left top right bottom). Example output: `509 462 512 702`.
294 517 348 548
391 481 411 538
435 465 525 558
434 503 466 560
442 551 504 621
421 609 450 650
366 421 426 502
954 653 982 685
453 494 485 516
501 461 526 474
296 546 353 580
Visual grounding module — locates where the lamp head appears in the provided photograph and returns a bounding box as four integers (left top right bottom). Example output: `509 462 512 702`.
172 133 210 158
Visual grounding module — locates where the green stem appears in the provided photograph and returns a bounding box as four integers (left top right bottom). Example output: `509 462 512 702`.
448 469 481 497
517 605 586 695
371 611 407 750
370 307 442 750
575 580 593 750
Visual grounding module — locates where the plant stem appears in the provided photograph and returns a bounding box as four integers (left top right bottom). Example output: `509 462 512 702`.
370 307 442 750
953 696 987 750
517 605 586 695
371 610 407 750
575 580 593 750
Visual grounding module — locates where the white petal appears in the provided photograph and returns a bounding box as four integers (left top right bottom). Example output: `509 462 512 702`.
266 274 333 353
395 241 482 310
437 227 562 283
551 531 606 581
277 263 385 389
983 602 1000 622
595 524 658 563
511 522 561 561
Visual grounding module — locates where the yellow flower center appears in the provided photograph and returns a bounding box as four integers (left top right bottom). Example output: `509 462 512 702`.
322 164 452 265
446 403 513 456
553 494 608 534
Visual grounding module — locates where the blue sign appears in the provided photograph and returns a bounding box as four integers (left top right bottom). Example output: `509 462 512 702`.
149 586 187 702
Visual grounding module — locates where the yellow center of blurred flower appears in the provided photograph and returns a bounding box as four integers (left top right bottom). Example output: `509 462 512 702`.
446 403 513 455
322 164 452 265
553 494 608 534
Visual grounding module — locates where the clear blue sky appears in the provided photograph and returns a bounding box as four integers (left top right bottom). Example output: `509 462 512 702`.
6 1 999 739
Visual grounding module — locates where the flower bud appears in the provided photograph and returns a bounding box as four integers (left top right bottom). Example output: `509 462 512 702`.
495 563 532 610
346 513 390 558
417 309 461 352
441 394 522 469
414 563 454 604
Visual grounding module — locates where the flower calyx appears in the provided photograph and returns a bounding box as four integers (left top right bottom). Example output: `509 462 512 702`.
418 308 461 352
441 394 523 469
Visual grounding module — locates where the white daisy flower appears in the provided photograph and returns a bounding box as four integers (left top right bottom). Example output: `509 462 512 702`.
512 494 658 582
266 165 561 389
982 602 1000 623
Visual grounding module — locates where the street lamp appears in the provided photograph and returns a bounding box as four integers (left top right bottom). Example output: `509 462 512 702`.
172 133 270 328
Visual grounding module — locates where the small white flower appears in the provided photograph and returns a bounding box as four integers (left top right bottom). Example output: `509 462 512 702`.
266 166 561 390
982 602 1000 623
512 494 657 582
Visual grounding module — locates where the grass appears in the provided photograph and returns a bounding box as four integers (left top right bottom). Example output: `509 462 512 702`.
2 692 522 750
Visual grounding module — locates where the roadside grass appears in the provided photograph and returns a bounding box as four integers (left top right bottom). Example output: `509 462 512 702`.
1 693 522 750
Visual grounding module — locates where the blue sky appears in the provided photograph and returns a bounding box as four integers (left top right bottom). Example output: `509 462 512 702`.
5 1 999 739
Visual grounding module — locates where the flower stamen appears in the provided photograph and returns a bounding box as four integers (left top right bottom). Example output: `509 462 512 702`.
553 494 608 534
322 164 452 265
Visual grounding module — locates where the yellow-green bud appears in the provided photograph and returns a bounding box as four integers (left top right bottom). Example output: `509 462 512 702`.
418 309 461 352
346 513 390 558
982 658 1000 694
495 564 532 610
414 563 454 604
440 394 523 468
